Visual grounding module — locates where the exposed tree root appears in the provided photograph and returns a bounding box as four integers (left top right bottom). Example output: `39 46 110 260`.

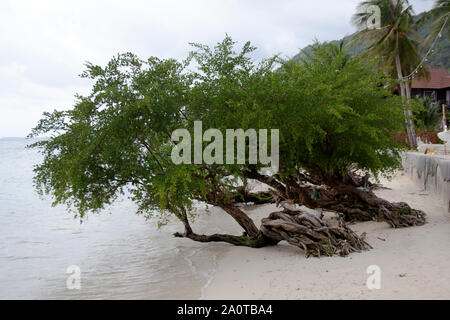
173 203 369 257
173 230 277 248
378 202 427 228
323 186 427 227
326 198 427 227
243 168 427 228
260 208 371 257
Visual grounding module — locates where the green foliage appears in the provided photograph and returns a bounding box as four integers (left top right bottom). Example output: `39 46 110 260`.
29 37 406 221
396 205 412 215
274 43 405 177
29 53 199 218
413 94 441 131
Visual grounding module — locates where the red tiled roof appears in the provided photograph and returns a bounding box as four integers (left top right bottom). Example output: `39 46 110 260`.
412 67 450 89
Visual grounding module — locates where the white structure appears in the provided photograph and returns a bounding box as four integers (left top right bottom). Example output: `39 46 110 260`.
418 104 450 155
403 153 450 212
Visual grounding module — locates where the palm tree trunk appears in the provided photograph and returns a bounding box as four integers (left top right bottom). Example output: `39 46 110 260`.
404 80 417 147
395 52 417 148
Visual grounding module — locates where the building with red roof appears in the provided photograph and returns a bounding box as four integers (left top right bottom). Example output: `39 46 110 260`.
411 67 450 107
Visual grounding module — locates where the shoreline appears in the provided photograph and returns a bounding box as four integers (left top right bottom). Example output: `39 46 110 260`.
202 172 450 299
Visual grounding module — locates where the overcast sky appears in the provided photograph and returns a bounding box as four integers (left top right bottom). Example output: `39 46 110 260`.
0 0 434 137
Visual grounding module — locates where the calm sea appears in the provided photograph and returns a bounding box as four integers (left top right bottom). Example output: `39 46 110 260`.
0 138 228 299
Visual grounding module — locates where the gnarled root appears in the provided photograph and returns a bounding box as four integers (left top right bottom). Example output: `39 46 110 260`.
244 168 427 229
173 231 278 248
260 208 371 257
334 196 427 228
378 201 426 228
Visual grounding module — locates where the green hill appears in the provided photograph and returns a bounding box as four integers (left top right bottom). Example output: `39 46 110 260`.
292 12 450 71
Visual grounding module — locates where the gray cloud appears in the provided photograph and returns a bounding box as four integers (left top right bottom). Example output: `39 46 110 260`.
0 0 434 137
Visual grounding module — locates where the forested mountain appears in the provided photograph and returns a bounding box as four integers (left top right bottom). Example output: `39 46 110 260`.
293 12 450 71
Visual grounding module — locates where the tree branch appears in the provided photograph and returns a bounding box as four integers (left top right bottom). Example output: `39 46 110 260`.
137 136 165 172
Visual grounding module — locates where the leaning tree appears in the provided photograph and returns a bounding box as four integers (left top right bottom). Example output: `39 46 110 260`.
29 37 426 257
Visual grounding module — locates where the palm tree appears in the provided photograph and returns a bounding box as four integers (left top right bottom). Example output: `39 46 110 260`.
352 0 421 147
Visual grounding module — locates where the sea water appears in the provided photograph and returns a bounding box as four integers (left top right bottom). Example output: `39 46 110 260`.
0 138 229 299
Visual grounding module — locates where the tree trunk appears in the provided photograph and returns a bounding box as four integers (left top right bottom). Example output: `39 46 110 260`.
395 52 417 148
218 203 261 237
404 80 417 147
172 203 279 248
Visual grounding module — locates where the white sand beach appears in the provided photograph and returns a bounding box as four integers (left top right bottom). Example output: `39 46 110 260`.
203 172 450 300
